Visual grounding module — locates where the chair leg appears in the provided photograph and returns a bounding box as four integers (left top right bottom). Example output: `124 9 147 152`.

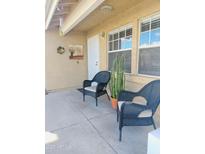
119 128 122 141
116 107 119 122
95 97 98 106
119 113 123 141
106 91 110 101
83 91 85 101
152 118 156 129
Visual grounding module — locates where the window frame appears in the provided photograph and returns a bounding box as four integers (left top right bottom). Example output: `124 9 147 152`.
137 13 160 78
107 24 133 73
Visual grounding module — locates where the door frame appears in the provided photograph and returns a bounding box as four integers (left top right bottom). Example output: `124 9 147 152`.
87 34 100 80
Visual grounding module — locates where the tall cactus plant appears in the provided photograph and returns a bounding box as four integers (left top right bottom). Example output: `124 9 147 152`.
109 55 125 99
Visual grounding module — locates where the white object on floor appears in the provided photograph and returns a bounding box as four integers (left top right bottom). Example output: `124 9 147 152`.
45 131 59 144
147 128 160 154
84 86 97 92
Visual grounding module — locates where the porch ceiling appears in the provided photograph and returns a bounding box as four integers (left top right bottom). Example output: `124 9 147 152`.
45 0 106 35
45 0 145 34
72 0 144 32
45 0 79 30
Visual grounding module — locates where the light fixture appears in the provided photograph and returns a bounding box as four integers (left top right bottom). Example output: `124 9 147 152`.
56 5 63 11
56 6 61 11
100 32 105 38
100 4 112 12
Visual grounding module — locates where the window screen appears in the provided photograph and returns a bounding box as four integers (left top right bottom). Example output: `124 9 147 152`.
108 50 131 73
138 47 160 76
108 26 132 73
138 15 160 77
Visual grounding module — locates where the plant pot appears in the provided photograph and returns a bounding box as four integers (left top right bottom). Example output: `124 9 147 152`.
111 98 118 109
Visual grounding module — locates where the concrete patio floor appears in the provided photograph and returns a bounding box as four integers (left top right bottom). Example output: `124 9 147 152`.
45 89 159 154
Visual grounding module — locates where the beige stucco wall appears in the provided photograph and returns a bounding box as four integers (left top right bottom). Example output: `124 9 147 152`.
87 0 160 91
45 30 87 90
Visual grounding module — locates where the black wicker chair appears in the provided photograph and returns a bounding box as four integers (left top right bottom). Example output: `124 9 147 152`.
83 71 111 106
117 80 160 141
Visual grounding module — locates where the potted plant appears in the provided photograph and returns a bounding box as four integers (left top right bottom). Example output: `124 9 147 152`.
109 55 125 109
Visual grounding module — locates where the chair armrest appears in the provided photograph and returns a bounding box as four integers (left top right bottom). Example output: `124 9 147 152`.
83 80 92 88
118 90 140 102
96 83 106 92
120 103 147 118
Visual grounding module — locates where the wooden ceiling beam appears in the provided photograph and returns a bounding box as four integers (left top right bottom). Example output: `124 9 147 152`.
45 0 60 30
58 2 77 7
60 0 105 35
54 11 69 16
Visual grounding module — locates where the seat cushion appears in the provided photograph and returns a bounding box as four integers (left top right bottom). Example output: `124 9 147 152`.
132 96 147 105
138 109 152 117
84 86 97 92
118 96 147 111
91 82 98 86
118 101 125 111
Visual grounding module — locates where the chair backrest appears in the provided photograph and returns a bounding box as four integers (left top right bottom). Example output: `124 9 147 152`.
93 71 111 84
138 80 160 113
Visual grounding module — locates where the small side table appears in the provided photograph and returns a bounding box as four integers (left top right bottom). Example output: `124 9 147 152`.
147 128 160 154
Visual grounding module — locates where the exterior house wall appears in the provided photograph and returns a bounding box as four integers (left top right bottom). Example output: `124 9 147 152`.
87 0 160 91
87 0 160 123
45 30 87 90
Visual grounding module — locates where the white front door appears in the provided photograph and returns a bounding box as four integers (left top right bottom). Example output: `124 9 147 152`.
87 35 100 80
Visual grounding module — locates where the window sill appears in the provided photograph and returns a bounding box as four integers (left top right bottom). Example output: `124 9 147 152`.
124 73 160 79
137 73 160 79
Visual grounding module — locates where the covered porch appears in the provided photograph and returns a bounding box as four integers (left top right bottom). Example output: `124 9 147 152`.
45 0 160 153
46 89 159 154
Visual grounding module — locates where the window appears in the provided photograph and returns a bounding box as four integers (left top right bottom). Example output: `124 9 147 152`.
138 15 160 77
108 25 132 73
